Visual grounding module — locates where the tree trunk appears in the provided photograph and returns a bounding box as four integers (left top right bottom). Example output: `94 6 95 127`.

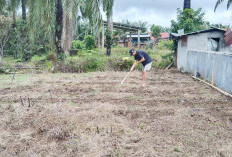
12 9 16 28
55 0 63 55
102 23 104 54
183 0 191 10
22 0 26 20
106 14 113 56
0 46 3 63
61 0 79 56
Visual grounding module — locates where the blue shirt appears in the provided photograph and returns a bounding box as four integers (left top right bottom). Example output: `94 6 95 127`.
134 50 152 66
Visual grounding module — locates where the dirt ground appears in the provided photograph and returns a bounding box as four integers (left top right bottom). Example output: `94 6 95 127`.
0 69 232 157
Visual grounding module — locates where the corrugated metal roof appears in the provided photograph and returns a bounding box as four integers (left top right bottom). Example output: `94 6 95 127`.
169 27 226 39
126 34 151 38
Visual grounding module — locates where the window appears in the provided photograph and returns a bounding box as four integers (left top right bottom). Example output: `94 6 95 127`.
208 38 220 51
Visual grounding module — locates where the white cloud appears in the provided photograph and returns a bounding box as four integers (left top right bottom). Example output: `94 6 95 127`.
103 0 232 28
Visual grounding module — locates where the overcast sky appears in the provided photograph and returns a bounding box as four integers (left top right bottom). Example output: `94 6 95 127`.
102 0 232 28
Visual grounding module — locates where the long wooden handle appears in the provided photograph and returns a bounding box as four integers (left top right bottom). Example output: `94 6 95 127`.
121 72 131 85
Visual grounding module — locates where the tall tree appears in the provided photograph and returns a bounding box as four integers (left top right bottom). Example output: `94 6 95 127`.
171 8 205 34
137 21 148 33
0 0 6 13
151 25 162 38
8 0 20 28
22 0 26 20
55 0 63 55
0 15 12 63
171 8 206 65
28 0 102 56
215 0 232 11
102 0 114 56
183 0 191 10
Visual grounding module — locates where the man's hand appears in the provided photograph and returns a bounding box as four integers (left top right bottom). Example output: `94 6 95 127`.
130 61 138 72
137 57 145 64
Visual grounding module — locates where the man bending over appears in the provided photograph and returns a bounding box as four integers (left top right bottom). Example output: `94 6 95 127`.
129 49 152 86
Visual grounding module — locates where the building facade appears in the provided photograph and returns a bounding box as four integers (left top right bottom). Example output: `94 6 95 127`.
170 27 232 94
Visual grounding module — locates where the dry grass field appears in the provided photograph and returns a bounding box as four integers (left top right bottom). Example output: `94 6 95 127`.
0 69 232 157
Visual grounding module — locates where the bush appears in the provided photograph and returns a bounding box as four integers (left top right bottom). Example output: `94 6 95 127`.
157 40 174 50
84 35 95 50
65 55 107 73
0 68 6 74
108 57 134 71
72 40 84 50
31 51 56 67
31 55 47 67
158 52 174 68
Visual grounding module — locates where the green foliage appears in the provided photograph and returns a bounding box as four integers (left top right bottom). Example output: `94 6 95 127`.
72 40 84 50
151 25 162 38
112 37 119 47
158 52 174 69
84 35 95 50
0 15 12 62
0 68 5 74
121 20 148 33
211 23 230 29
31 51 56 67
150 25 170 38
105 30 112 47
171 8 205 34
31 54 47 67
171 8 206 51
108 57 134 71
157 40 174 51
65 55 107 72
46 60 53 70
215 0 232 11
4 19 49 61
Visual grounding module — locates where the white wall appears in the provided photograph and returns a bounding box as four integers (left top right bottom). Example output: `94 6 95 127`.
177 31 232 93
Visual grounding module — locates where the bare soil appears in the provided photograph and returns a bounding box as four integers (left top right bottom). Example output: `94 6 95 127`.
0 69 232 157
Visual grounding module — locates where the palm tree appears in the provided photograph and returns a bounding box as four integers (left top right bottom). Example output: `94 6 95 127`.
0 0 6 13
28 0 103 56
8 0 20 28
183 0 191 10
22 0 26 20
215 0 232 11
55 0 63 55
102 0 114 56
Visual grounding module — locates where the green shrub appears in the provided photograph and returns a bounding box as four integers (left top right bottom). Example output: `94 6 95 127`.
72 40 84 50
84 35 95 50
0 68 6 74
158 52 174 68
85 56 107 72
108 57 134 71
46 60 53 70
31 55 47 66
65 55 107 73
157 40 174 50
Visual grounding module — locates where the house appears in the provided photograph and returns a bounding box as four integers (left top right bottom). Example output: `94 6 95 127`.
125 34 151 48
118 32 170 47
170 27 232 94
